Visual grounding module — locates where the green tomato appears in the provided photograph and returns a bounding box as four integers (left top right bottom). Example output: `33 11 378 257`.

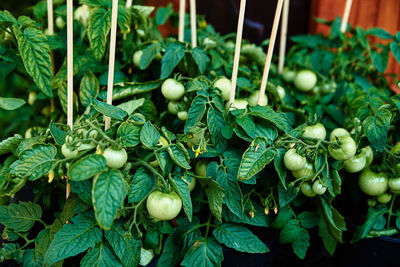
388 177 400 191
284 149 306 171
177 111 188 121
195 160 209 177
282 67 296 83
320 82 337 94
77 142 96 151
301 182 316 197
248 91 268 106
61 144 78 159
329 128 350 141
377 193 392 204
391 143 400 173
302 123 326 143
203 37 217 48
146 191 182 221
55 17 65 29
312 180 327 195
361 146 374 166
28 91 37 106
161 79 185 101
276 85 286 100
103 147 128 169
168 101 180 115
140 248 154 266
133 50 143 68
226 99 248 111
293 70 317 92
187 177 196 192
214 77 231 101
344 152 367 173
291 161 314 180
329 135 357 161
74 5 89 23
358 170 388 196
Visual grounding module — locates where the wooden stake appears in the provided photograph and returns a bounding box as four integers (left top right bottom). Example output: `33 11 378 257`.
258 0 284 105
178 0 186 42
278 0 290 74
126 0 133 8
46 0 54 36
104 0 119 130
229 0 246 106
340 0 353 33
190 0 197 47
66 0 73 198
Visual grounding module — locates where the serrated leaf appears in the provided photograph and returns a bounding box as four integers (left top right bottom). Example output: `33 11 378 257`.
181 237 223 267
68 154 107 182
44 213 103 265
191 47 210 73
88 7 112 61
390 42 400 65
98 80 163 101
160 43 185 79
184 95 207 133
171 176 193 221
207 107 227 153
140 42 163 70
366 28 393 39
92 97 128 120
23 249 42 267
128 167 155 203
217 171 242 218
70 180 93 205
81 242 122 267
140 121 160 149
0 97 25 110
363 108 391 152
117 5 130 33
297 211 319 229
80 70 99 107
250 105 292 133
274 148 287 189
205 181 224 222
10 144 57 180
0 134 23 156
238 138 276 180
213 223 268 253
117 122 142 147
105 224 141 267
92 170 128 230
292 228 310 259
49 122 67 145
12 26 52 96
117 98 145 115
371 49 388 73
168 144 191 169
0 202 42 232
58 82 78 114
154 4 173 25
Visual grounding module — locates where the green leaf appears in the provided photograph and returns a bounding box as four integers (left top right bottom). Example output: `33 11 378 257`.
117 5 130 34
168 144 191 169
366 28 393 39
0 10 17 24
105 224 141 267
81 242 122 267
70 180 93 205
321 198 346 242
213 223 268 253
10 144 57 180
217 171 243 218
0 97 25 110
49 122 67 145
0 202 42 232
161 43 185 79
297 211 319 229
155 4 173 25
80 0 109 8
0 134 23 156
181 237 223 267
23 249 42 267
44 213 103 266
237 138 276 180
371 48 388 73
235 115 257 139
88 7 112 61
171 176 193 221
273 148 287 189
249 106 292 133
128 167 155 203
207 107 228 153
80 70 99 107
205 181 224 222
58 83 78 114
117 98 145 115
140 42 163 70
352 205 386 242
278 182 298 207
140 121 160 149
280 219 300 244
98 80 163 101
184 95 208 133
271 205 293 229
92 170 128 230
318 218 337 255
363 108 391 152
292 228 310 259
60 194 89 224
391 42 400 65
191 48 210 73
117 122 142 147
68 154 107 182
12 26 52 96
92 97 128 120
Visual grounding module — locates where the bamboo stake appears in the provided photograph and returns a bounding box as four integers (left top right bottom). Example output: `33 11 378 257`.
126 0 133 8
229 0 246 106
340 0 353 33
104 0 119 130
66 0 73 198
258 0 284 105
178 0 186 42
278 0 290 74
190 0 197 47
46 0 54 36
